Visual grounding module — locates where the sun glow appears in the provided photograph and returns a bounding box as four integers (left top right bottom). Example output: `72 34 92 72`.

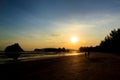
70 36 78 43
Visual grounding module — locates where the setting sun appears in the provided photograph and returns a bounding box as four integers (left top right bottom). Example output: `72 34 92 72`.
70 36 78 43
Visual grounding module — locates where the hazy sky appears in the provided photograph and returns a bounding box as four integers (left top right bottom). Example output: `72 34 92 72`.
0 0 120 50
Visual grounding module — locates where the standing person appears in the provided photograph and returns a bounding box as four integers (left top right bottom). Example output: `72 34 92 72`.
85 52 87 57
87 51 90 57
85 51 90 57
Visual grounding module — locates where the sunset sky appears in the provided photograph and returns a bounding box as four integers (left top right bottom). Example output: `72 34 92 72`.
0 0 120 51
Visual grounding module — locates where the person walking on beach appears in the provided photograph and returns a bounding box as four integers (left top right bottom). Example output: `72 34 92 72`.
85 52 87 57
87 51 90 57
85 51 90 57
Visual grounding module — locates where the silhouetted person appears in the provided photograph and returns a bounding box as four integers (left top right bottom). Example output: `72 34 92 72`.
85 51 90 57
87 51 90 57
85 52 87 57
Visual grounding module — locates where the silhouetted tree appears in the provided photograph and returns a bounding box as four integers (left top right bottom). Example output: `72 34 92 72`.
79 46 91 52
62 47 66 52
100 28 120 53
4 43 24 60
79 28 120 53
57 48 62 53
43 48 58 52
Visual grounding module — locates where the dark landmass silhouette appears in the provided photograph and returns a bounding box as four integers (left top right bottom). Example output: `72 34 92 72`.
4 43 24 60
80 28 120 54
34 47 70 53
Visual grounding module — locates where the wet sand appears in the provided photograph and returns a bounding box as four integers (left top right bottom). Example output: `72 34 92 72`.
0 52 120 80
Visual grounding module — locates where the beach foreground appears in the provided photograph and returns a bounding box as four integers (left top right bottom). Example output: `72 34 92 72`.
0 52 120 80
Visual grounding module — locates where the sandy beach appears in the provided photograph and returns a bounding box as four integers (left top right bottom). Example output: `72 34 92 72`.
0 52 120 80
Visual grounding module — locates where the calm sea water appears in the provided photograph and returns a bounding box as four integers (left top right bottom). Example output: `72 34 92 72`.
0 51 84 64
